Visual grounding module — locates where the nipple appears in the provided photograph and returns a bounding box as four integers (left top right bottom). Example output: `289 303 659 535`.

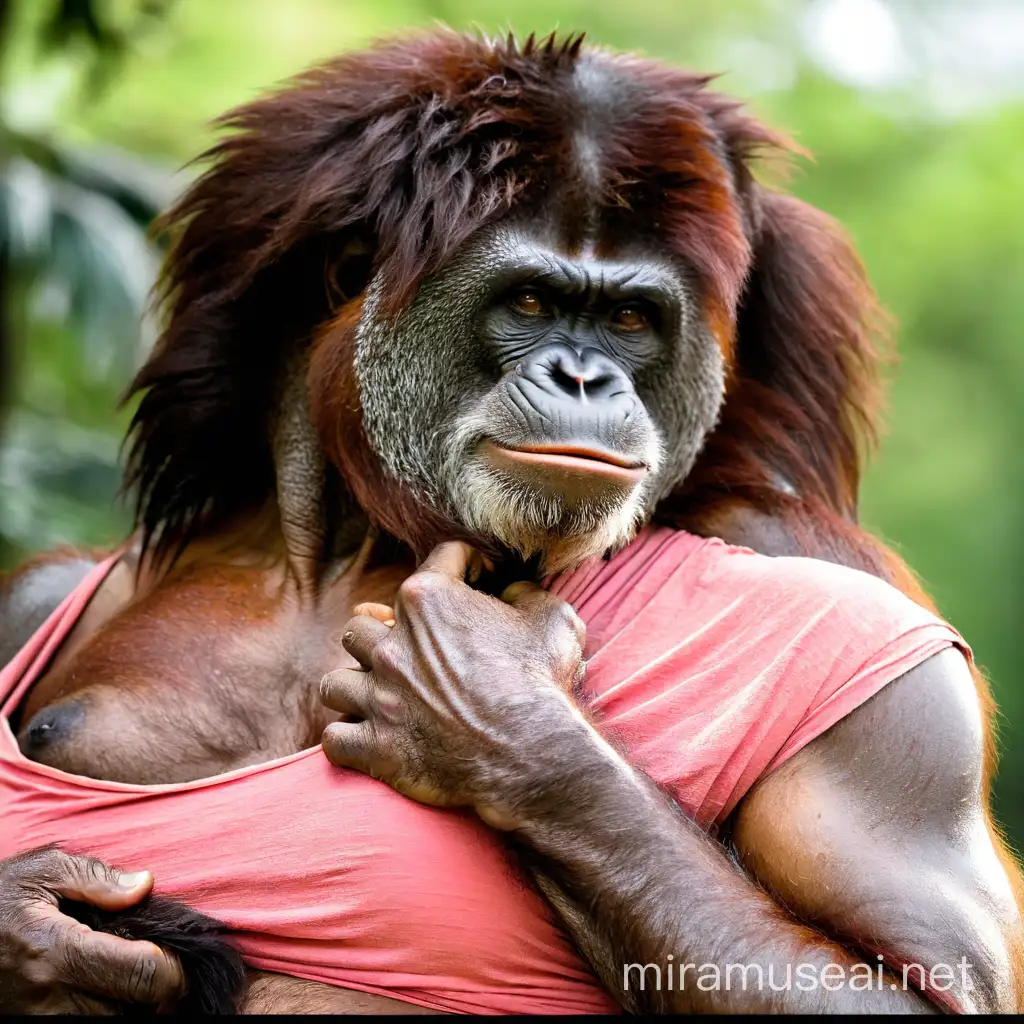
18 699 86 755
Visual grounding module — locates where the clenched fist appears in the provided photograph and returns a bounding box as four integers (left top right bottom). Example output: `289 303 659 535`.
0 846 184 1014
319 542 600 831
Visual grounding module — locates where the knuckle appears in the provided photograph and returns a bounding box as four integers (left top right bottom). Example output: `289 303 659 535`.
371 638 402 678
126 945 163 1001
54 922 88 979
373 685 405 720
397 576 423 606
398 572 437 608
13 920 58 970
86 856 115 888
21 953 60 988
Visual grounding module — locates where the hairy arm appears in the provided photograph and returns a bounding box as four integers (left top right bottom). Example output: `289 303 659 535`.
319 545 1022 1015
516 649 1020 1013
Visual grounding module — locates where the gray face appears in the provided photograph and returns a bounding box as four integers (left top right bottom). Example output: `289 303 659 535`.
356 222 726 572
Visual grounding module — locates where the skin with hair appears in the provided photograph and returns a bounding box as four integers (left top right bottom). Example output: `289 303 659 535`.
0 30 1021 1013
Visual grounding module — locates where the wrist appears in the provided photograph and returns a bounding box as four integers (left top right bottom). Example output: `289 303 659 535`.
476 702 649 842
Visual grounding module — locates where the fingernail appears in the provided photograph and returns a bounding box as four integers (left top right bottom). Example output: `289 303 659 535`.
117 870 151 890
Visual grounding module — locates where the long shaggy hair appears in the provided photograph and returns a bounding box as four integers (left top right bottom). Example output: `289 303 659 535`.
125 29 883 576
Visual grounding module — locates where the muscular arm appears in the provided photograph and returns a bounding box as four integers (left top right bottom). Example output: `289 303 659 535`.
515 648 1021 1013
320 546 1023 1015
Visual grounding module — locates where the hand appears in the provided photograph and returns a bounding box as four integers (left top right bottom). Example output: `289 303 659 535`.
319 541 592 830
0 846 186 1013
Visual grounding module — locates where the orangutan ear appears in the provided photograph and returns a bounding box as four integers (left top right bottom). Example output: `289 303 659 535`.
731 186 886 517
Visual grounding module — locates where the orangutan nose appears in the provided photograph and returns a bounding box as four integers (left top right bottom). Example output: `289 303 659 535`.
518 344 630 407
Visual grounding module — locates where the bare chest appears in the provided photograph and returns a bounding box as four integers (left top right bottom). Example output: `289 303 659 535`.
15 558 405 784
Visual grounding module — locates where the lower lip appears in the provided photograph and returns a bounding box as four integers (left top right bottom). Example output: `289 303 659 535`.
482 442 647 486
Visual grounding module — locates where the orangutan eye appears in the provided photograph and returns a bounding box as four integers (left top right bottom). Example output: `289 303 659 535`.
511 289 548 316
609 304 651 332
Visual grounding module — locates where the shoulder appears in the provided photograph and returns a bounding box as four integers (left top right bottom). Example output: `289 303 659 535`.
690 532 950 641
0 548 127 668
572 525 964 683
804 646 983 808
732 648 996 945
586 526 966 686
0 551 98 666
698 540 971 720
744 645 983 822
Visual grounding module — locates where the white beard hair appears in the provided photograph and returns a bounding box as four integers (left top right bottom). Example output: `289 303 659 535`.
439 410 664 575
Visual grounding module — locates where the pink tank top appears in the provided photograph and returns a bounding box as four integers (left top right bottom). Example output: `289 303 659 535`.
0 526 966 1014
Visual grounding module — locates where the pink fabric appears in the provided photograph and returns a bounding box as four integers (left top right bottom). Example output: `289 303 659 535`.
0 526 967 1014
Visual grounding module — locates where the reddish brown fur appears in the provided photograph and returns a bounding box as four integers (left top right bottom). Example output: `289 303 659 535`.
0 30 1015 1006
123 31 877 574
306 299 483 561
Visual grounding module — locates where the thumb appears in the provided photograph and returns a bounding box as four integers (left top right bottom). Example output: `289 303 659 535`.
48 851 154 910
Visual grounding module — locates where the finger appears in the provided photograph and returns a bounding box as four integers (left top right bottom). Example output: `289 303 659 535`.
321 721 397 781
30 848 153 911
341 614 392 668
319 667 374 718
353 602 396 627
417 541 486 583
501 582 587 649
46 912 186 1005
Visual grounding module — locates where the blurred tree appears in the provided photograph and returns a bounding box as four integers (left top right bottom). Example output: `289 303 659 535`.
0 0 175 560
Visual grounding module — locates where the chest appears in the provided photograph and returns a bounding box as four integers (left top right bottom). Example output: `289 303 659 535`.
15 560 407 784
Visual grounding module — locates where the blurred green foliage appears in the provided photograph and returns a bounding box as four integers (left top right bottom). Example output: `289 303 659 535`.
0 0 1021 844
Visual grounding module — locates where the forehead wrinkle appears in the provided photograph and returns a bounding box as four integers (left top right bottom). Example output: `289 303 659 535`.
474 228 689 306
540 256 679 304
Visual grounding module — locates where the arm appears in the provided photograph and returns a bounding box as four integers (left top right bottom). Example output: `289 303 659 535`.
320 543 1022 1013
516 649 1020 1013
